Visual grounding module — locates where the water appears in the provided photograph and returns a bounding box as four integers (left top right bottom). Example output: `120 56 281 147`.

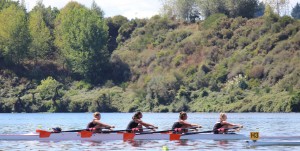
1 113 300 150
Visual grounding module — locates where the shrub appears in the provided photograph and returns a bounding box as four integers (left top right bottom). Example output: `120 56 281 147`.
202 13 227 30
249 65 264 79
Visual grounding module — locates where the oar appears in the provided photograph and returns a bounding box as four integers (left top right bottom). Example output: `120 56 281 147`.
183 126 242 136
102 127 158 133
36 127 112 138
135 126 202 135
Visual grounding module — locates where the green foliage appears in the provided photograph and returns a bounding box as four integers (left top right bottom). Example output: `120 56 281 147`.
1 1 300 113
106 15 128 52
202 13 227 29
0 3 29 64
29 3 53 64
54 1 109 83
36 77 63 100
291 3 300 19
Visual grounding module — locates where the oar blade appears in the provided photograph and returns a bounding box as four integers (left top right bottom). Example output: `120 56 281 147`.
79 131 93 138
170 133 181 141
38 130 51 138
123 133 135 141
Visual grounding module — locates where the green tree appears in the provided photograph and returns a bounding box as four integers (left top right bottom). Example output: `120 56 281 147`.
91 0 104 19
161 0 199 22
36 76 63 112
255 2 265 17
55 2 109 84
106 15 128 53
225 0 258 18
291 3 300 19
0 3 29 64
195 0 226 18
0 0 19 11
29 1 53 64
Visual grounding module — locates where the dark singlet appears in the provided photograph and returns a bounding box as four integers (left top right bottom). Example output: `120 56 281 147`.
172 122 183 130
126 120 139 131
213 122 223 134
87 121 97 129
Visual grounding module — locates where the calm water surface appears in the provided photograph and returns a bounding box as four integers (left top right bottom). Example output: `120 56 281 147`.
0 113 300 150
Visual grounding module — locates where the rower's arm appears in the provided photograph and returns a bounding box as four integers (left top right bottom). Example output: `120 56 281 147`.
222 121 241 128
94 121 115 129
181 121 201 128
138 120 157 128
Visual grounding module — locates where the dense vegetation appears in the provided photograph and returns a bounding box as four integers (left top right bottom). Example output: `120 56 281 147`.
0 0 300 113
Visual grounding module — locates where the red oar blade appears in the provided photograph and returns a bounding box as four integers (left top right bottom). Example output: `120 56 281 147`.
123 133 135 141
38 130 51 138
170 133 181 141
79 131 93 138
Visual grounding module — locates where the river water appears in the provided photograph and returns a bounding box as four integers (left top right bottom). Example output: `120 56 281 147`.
0 113 300 150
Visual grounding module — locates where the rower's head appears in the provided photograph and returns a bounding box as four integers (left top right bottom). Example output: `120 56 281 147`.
133 111 142 119
219 113 227 121
94 112 101 119
179 111 187 120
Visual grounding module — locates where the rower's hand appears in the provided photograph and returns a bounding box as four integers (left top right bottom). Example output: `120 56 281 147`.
147 126 158 131
108 126 115 131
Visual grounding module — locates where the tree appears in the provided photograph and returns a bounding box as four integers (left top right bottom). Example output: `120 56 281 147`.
106 15 128 53
0 3 30 64
29 1 53 64
255 2 265 17
91 0 104 19
0 0 19 11
161 0 199 22
225 0 259 18
291 3 300 19
55 2 109 84
195 0 227 19
36 76 63 112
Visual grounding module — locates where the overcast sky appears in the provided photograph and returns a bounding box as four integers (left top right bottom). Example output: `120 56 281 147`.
23 0 299 19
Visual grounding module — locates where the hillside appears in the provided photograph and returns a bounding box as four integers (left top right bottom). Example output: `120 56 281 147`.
1 13 300 113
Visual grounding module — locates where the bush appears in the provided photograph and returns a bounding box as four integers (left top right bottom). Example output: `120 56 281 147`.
202 13 227 30
249 65 264 79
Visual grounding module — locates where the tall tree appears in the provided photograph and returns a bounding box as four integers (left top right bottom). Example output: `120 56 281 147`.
161 0 199 22
225 0 258 18
255 2 265 17
106 15 128 53
0 3 29 64
29 1 53 64
291 3 300 19
195 0 227 18
91 0 104 19
55 2 109 84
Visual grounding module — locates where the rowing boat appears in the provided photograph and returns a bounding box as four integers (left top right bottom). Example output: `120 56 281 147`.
0 132 248 141
2 130 300 141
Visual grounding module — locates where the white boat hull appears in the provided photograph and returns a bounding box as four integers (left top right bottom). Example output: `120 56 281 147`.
0 132 248 141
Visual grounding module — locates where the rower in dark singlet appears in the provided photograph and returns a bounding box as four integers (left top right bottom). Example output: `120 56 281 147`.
212 113 243 134
126 111 157 133
213 122 223 134
87 112 115 132
172 111 202 133
171 122 183 130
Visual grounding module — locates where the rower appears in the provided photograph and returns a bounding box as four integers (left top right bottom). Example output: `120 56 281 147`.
126 111 157 133
213 113 243 134
172 111 202 133
87 112 115 133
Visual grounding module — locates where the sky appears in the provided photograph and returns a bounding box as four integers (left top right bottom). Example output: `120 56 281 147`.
24 0 162 19
23 0 300 19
